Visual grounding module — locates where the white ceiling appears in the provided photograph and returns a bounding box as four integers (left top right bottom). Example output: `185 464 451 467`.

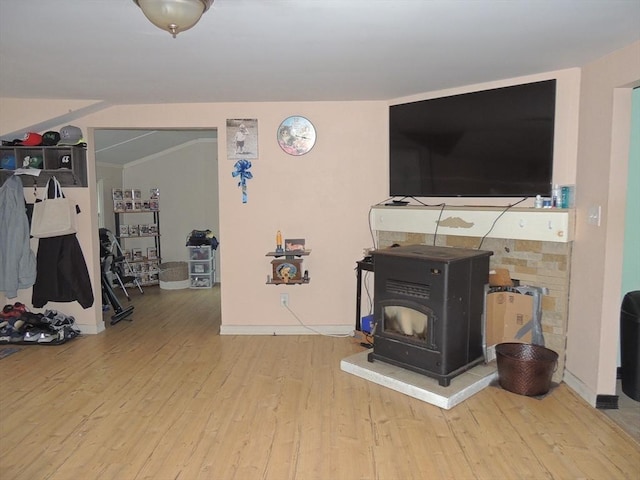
1 0 639 164
93 129 216 166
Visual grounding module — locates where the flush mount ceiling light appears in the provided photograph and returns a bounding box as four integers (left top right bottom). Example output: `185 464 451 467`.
134 0 214 38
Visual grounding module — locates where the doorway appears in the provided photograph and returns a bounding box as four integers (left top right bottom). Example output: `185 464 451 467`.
93 128 220 294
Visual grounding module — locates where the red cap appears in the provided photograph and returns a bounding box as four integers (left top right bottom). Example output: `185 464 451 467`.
19 132 43 146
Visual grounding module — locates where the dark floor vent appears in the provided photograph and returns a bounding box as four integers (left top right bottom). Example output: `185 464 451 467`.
596 394 619 410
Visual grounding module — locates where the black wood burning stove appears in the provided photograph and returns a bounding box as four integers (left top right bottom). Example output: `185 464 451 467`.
368 245 492 387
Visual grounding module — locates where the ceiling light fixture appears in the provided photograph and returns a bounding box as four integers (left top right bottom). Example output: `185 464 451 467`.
134 0 214 38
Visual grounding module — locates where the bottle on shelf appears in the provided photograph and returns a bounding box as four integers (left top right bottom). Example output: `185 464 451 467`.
551 184 561 208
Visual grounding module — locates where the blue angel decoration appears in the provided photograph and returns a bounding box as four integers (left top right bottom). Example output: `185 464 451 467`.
232 159 253 203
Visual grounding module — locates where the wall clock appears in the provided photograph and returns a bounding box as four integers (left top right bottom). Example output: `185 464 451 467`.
277 116 316 156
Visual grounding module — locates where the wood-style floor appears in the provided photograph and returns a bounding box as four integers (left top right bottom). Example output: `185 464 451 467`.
1 286 639 480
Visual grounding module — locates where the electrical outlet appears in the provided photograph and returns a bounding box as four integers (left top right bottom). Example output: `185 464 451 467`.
280 293 289 307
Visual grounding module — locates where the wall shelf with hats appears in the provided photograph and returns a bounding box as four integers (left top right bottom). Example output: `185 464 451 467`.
1 126 87 187
0 145 88 187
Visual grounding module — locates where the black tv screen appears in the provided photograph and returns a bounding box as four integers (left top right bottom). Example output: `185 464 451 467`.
389 79 556 197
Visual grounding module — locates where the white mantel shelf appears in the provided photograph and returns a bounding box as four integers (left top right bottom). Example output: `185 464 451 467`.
371 205 575 243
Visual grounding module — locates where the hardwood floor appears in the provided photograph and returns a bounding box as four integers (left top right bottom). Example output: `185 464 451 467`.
1 286 639 480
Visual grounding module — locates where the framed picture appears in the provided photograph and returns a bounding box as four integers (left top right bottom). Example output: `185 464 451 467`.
132 248 143 261
112 188 123 200
285 238 305 253
119 225 129 237
226 118 258 160
114 200 125 213
147 247 157 260
150 200 159 211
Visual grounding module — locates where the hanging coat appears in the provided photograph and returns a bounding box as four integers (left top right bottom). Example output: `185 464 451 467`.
32 233 94 309
0 176 37 298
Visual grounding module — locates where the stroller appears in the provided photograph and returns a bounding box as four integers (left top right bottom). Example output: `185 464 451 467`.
99 228 135 325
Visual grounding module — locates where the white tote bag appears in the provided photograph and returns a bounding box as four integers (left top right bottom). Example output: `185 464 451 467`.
30 177 78 238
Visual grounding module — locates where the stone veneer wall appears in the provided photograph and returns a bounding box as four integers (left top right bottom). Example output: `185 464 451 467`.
376 231 572 382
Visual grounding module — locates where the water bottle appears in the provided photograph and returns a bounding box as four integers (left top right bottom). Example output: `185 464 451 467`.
551 184 561 208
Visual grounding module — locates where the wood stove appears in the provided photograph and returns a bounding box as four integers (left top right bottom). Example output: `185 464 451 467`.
367 245 492 386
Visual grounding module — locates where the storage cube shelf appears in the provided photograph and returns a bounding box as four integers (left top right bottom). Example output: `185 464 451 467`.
0 145 88 187
188 246 215 289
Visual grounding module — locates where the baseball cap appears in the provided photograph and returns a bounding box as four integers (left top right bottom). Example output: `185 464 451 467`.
58 154 71 169
58 125 84 145
42 131 61 146
18 132 43 146
22 155 43 169
1 152 16 170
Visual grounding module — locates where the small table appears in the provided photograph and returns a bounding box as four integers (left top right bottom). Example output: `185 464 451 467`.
355 258 374 331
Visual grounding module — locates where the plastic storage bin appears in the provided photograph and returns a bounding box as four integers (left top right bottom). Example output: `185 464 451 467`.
188 246 215 289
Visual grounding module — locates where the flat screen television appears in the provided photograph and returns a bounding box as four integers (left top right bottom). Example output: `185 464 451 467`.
389 79 556 198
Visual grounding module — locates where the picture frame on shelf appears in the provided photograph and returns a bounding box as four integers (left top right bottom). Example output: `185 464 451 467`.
147 247 157 260
285 238 306 253
112 188 123 200
150 188 159 199
150 200 159 211
128 224 139 236
119 225 129 237
132 248 143 261
114 200 125 213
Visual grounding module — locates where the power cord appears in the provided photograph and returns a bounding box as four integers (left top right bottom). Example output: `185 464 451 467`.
477 197 528 249
283 304 354 338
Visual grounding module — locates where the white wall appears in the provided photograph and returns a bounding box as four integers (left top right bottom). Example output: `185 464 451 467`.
566 40 640 403
122 139 219 276
96 162 123 234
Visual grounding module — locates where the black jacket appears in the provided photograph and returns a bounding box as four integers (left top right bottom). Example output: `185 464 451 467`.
32 234 94 309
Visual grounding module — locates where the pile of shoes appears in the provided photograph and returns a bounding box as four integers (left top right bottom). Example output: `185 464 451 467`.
0 303 81 345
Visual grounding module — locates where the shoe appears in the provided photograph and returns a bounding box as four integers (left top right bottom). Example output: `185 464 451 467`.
37 330 65 344
0 327 10 343
0 304 25 321
20 312 46 328
43 310 74 328
23 329 43 342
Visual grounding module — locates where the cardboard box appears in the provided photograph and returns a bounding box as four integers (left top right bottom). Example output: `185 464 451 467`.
486 291 533 345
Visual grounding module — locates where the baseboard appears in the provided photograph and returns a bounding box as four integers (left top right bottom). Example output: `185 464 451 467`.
78 323 105 335
220 324 353 336
596 394 619 409
563 369 598 407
